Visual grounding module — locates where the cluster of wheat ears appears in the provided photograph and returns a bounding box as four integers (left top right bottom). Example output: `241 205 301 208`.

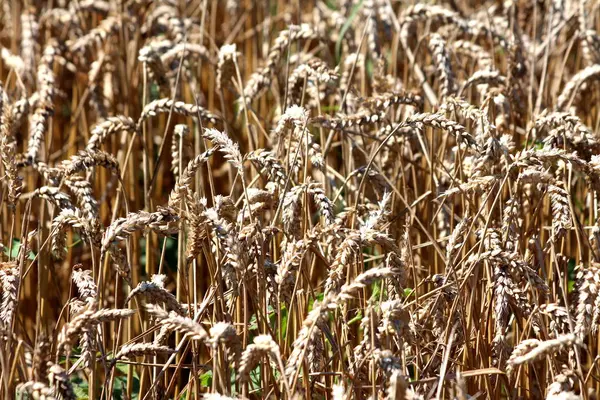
1 0 600 399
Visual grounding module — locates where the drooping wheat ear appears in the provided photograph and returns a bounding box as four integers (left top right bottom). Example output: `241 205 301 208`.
208 322 242 362
72 265 97 302
127 275 185 315
332 383 346 400
20 10 39 81
404 112 477 147
546 370 578 399
0 48 25 78
286 58 339 105
580 30 600 65
446 216 472 267
327 228 404 295
161 42 213 69
33 186 74 210
507 334 580 375
138 45 171 94
492 264 511 354
311 110 385 131
57 302 134 358
239 335 283 383
460 69 507 94
113 343 174 364
386 370 408 400
64 175 100 221
48 364 76 400
68 16 122 55
146 304 207 340
101 207 179 258
202 394 238 400
32 332 50 383
428 33 455 100
202 128 243 171
547 185 572 242
400 4 508 50
0 261 19 327
168 150 213 208
185 197 208 262
217 43 237 92
364 191 392 230
308 182 335 225
574 263 600 337
276 232 319 303
452 40 493 70
60 150 121 177
137 98 220 131
170 124 189 179
16 382 55 399
339 267 401 304
242 24 318 102
361 91 424 112
0 85 22 208
556 64 600 110
50 208 94 260
285 294 336 379
86 115 137 151
246 149 288 187
26 56 56 164
534 111 598 155
282 184 306 240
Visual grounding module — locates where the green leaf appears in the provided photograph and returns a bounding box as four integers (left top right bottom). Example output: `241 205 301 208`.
3 239 35 260
335 0 364 61
348 310 363 325
200 370 213 387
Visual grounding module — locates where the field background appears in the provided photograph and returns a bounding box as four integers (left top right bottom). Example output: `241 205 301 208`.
1 0 600 399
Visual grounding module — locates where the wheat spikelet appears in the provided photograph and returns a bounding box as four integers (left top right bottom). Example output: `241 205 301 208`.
50 208 94 260
202 128 243 171
138 45 171 94
547 185 572 242
0 84 22 208
311 110 385 130
72 265 97 302
428 33 455 99
247 149 288 187
64 175 100 221
61 150 120 176
68 16 122 55
168 150 213 208
575 263 600 337
101 207 179 256
16 381 55 399
126 275 185 315
404 112 477 146
0 261 19 327
170 124 189 179
239 335 282 382
242 24 318 103
452 40 493 70
114 343 175 362
86 115 137 151
217 43 237 92
208 322 242 362
308 182 335 225
137 99 220 131
557 64 600 110
48 364 76 400
146 303 207 340
362 91 423 111
507 334 580 375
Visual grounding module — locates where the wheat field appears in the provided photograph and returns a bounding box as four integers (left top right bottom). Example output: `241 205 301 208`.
1 0 600 399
